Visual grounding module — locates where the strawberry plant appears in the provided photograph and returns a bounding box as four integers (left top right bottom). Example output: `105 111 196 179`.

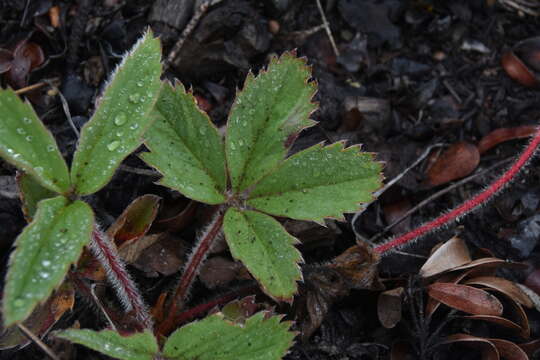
0 28 161 335
3 25 540 360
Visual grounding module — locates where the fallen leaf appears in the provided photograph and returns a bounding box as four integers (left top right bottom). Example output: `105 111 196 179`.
464 276 533 308
427 283 503 316
377 287 403 329
107 194 161 248
199 256 242 289
440 334 499 359
420 236 472 277
0 282 74 349
462 315 523 336
424 142 480 187
131 233 186 277
478 125 537 154
488 338 529 360
519 339 540 358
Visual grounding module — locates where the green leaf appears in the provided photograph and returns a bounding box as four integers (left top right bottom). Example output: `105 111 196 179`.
141 82 226 204
223 208 302 300
3 196 94 326
163 312 295 360
226 52 317 192
247 142 383 223
16 172 56 220
71 29 162 195
56 329 158 360
0 89 71 194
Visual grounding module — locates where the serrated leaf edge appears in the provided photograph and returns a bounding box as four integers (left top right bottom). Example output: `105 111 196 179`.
225 208 304 303
141 80 227 204
247 141 384 223
225 51 318 192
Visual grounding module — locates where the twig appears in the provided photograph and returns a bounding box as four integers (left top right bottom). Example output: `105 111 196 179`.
119 164 160 177
18 323 60 360
165 0 224 69
352 143 445 239
315 0 340 57
375 125 540 254
89 227 153 329
14 82 47 95
90 284 118 332
44 80 79 138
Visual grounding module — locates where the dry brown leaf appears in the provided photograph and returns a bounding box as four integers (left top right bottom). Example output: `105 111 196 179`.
488 338 529 360
377 287 403 329
199 256 242 289
440 334 499 360
465 276 533 309
424 142 480 187
420 236 472 277
132 233 186 277
478 125 537 154
107 194 161 249
519 339 540 358
463 315 524 335
428 283 503 316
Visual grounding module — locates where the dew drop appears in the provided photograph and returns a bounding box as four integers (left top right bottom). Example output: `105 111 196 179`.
199 127 206 135
22 117 31 124
230 143 236 150
42 260 51 267
40 272 50 279
47 145 55 152
129 93 140 103
239 139 244 146
129 123 139 130
25 135 33 142
114 113 127 126
116 131 124 137
107 141 120 151
137 81 144 87
16 128 25 135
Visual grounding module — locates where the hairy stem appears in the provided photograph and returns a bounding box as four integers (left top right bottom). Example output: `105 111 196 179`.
158 208 224 335
88 227 153 329
375 126 540 254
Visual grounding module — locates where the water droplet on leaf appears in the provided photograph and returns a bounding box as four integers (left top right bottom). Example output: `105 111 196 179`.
129 93 140 103
107 141 120 151
114 113 127 126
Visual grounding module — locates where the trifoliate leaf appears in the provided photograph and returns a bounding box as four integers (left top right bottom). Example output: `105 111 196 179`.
71 29 162 195
56 329 158 360
163 312 295 360
226 52 317 192
247 142 383 223
16 172 56 221
3 196 93 326
223 208 302 301
141 82 226 204
0 89 71 194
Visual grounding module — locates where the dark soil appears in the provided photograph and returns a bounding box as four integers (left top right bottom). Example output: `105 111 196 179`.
2 0 540 359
